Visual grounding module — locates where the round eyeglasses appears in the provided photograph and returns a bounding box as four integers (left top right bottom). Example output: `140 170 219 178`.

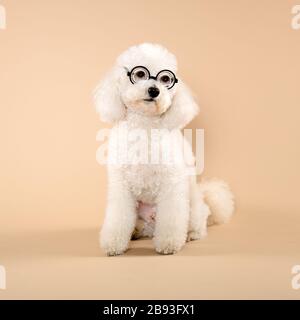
126 66 178 90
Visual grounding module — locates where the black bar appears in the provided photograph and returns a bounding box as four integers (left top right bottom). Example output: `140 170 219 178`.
0 300 299 319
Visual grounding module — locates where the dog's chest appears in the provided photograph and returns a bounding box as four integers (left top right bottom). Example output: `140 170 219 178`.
123 164 162 203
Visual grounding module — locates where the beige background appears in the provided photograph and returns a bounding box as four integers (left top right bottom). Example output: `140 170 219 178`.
1 0 300 299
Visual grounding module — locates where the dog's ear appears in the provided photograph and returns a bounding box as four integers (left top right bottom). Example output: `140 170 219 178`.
94 67 126 123
161 81 199 129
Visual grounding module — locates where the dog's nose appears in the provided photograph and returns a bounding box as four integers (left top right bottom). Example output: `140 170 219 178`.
148 87 160 98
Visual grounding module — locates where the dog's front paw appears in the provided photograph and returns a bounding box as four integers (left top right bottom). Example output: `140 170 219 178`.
187 229 207 242
100 231 129 256
103 245 127 256
154 236 185 255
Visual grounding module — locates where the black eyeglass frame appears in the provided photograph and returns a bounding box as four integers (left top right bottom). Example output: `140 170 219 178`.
126 66 179 90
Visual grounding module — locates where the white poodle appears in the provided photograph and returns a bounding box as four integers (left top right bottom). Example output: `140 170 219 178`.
95 43 234 255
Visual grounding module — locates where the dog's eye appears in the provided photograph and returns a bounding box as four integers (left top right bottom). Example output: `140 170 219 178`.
136 71 145 78
160 75 170 83
131 67 150 83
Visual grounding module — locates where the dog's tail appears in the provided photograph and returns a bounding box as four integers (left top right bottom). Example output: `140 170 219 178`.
198 179 234 225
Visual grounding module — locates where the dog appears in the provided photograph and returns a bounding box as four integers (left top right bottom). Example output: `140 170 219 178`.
95 43 234 255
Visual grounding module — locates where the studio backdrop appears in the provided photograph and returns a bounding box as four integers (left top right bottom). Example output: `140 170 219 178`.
0 0 300 299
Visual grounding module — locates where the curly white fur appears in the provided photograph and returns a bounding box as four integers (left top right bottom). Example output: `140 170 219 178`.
95 43 234 255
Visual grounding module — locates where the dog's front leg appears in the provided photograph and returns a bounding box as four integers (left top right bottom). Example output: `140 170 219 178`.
100 174 136 256
154 179 189 254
